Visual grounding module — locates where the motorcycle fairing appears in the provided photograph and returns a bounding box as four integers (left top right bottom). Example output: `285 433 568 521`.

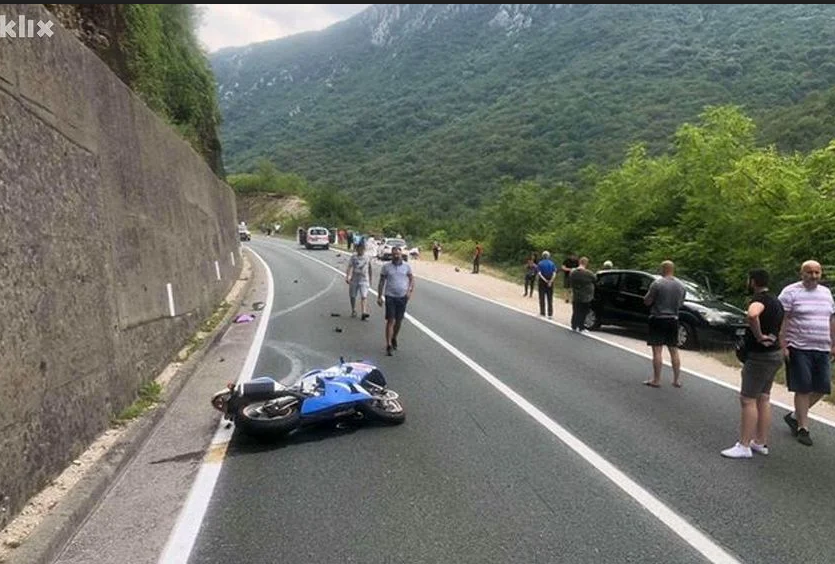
300 375 372 415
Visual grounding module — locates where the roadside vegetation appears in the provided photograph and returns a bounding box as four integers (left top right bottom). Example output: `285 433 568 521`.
111 381 163 426
243 104 834 311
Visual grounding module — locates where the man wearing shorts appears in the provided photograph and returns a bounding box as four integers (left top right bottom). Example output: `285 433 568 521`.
643 260 686 388
346 241 372 320
377 246 414 356
721 269 784 459
779 260 835 446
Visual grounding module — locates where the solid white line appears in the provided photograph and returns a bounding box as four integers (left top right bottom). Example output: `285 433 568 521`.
275 241 742 563
166 283 175 317
157 247 274 564
215 260 221 281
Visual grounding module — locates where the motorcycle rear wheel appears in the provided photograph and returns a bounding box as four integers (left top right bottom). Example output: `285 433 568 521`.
235 398 301 437
359 390 405 424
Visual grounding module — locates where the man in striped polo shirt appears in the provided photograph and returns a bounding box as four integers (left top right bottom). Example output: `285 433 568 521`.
779 260 835 446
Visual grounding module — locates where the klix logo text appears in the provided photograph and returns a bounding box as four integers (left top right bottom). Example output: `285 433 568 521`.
0 15 54 38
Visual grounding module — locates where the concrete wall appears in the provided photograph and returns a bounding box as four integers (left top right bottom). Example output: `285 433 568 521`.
0 4 241 528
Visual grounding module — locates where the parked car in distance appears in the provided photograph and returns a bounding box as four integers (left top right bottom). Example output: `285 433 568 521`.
377 238 409 261
305 226 330 250
584 269 747 350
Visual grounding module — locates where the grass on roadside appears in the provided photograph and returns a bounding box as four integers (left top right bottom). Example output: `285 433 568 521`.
178 300 232 361
111 381 163 426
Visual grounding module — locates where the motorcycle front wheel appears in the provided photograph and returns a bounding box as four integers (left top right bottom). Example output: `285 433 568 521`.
359 390 405 424
235 398 301 437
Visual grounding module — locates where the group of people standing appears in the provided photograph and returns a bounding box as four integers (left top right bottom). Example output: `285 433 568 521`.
721 260 834 458
523 251 602 331
524 252 835 459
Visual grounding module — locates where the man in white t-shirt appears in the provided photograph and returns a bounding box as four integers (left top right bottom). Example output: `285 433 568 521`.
346 242 373 320
377 246 414 356
779 260 835 446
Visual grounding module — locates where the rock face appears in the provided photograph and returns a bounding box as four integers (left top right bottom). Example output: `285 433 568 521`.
0 4 239 530
43 3 225 177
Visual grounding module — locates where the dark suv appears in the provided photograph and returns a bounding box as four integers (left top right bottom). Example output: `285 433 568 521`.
584 269 747 349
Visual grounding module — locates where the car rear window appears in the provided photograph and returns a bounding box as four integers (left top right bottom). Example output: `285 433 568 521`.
309 228 327 235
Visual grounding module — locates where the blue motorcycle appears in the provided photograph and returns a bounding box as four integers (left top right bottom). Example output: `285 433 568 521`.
211 358 405 438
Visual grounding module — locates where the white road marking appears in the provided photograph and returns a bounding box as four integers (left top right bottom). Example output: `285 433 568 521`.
270 276 338 319
166 283 175 317
283 241 742 563
157 247 274 564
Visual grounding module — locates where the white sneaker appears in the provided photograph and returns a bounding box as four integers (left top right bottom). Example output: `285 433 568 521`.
721 442 753 459
749 441 769 455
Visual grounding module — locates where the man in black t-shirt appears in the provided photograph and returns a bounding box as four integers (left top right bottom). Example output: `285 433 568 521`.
721 268 785 459
561 253 579 302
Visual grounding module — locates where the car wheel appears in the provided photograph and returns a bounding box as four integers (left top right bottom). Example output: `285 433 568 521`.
584 309 601 330
677 321 697 349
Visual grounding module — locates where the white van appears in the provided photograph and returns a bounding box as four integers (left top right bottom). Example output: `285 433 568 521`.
305 226 330 250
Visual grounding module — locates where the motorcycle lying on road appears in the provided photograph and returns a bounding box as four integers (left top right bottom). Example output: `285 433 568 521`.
211 358 405 438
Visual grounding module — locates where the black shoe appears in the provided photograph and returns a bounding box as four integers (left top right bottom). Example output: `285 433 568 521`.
386 346 393 356
392 337 398 350
361 313 370 320
784 412 798 436
797 428 813 446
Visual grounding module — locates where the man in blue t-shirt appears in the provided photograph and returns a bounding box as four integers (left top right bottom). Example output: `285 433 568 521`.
537 251 557 318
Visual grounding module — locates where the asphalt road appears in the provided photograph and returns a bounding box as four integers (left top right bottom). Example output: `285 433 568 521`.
180 238 835 564
48 236 835 564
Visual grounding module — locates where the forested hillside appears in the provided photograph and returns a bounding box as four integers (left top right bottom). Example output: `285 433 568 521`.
211 4 835 216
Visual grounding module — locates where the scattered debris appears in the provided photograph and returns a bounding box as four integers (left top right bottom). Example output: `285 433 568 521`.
234 314 256 323
455 267 460 272
330 312 341 317
219 358 225 363
293 280 299 283
252 301 265 311
334 327 343 333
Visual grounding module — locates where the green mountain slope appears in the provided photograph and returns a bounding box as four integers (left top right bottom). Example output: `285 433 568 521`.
210 4 835 216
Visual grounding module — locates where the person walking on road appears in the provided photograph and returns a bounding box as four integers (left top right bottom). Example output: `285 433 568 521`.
346 241 373 320
779 260 835 447
537 251 557 318
643 260 687 388
721 269 785 459
377 246 414 356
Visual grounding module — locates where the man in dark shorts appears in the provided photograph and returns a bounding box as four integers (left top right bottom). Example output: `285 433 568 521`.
778 260 835 446
377 246 414 356
643 260 686 388
721 269 784 459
